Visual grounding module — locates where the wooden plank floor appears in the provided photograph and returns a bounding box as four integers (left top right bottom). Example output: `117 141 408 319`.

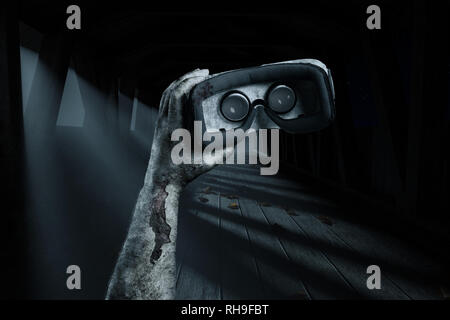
175 165 445 300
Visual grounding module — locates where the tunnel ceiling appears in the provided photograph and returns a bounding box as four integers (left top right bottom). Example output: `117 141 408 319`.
18 0 410 88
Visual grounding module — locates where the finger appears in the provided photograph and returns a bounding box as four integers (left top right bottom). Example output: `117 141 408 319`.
167 73 209 129
168 68 209 95
176 68 209 84
186 162 216 180
158 79 179 116
159 69 209 117
158 87 171 116
195 163 216 177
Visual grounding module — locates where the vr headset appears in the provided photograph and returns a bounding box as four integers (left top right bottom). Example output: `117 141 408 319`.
190 59 335 134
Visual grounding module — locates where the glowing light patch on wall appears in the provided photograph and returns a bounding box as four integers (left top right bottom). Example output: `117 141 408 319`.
19 22 42 114
130 94 138 131
20 46 40 113
56 66 85 127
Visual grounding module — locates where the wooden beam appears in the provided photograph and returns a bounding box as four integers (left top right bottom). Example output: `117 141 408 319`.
360 28 404 210
85 11 352 54
73 54 109 132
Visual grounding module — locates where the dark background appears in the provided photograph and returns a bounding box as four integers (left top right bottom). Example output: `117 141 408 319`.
0 0 449 299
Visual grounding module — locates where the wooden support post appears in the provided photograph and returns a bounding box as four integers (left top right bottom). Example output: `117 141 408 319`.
307 134 316 175
135 88 160 150
414 3 449 218
117 78 134 137
315 132 321 178
24 32 72 135
292 134 300 169
0 3 26 298
74 55 110 133
105 77 119 134
402 0 427 217
361 28 404 209
332 122 347 186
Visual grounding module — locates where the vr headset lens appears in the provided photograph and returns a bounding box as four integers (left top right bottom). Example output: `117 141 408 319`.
267 84 296 114
220 92 250 122
191 59 335 134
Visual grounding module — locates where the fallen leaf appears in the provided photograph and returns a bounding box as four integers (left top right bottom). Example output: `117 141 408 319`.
259 202 272 207
317 215 333 226
201 186 217 195
282 207 298 216
228 202 239 209
271 223 285 234
198 197 209 203
224 194 239 200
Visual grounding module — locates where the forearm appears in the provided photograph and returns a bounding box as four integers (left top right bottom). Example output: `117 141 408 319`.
106 180 182 300
106 68 209 300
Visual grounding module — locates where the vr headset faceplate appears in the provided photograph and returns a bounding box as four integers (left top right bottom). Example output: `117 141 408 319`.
190 59 335 134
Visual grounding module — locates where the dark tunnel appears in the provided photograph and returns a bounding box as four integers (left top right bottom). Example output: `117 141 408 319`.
0 0 449 299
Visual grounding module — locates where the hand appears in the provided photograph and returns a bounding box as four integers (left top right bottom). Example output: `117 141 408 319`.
106 69 226 300
144 68 218 188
